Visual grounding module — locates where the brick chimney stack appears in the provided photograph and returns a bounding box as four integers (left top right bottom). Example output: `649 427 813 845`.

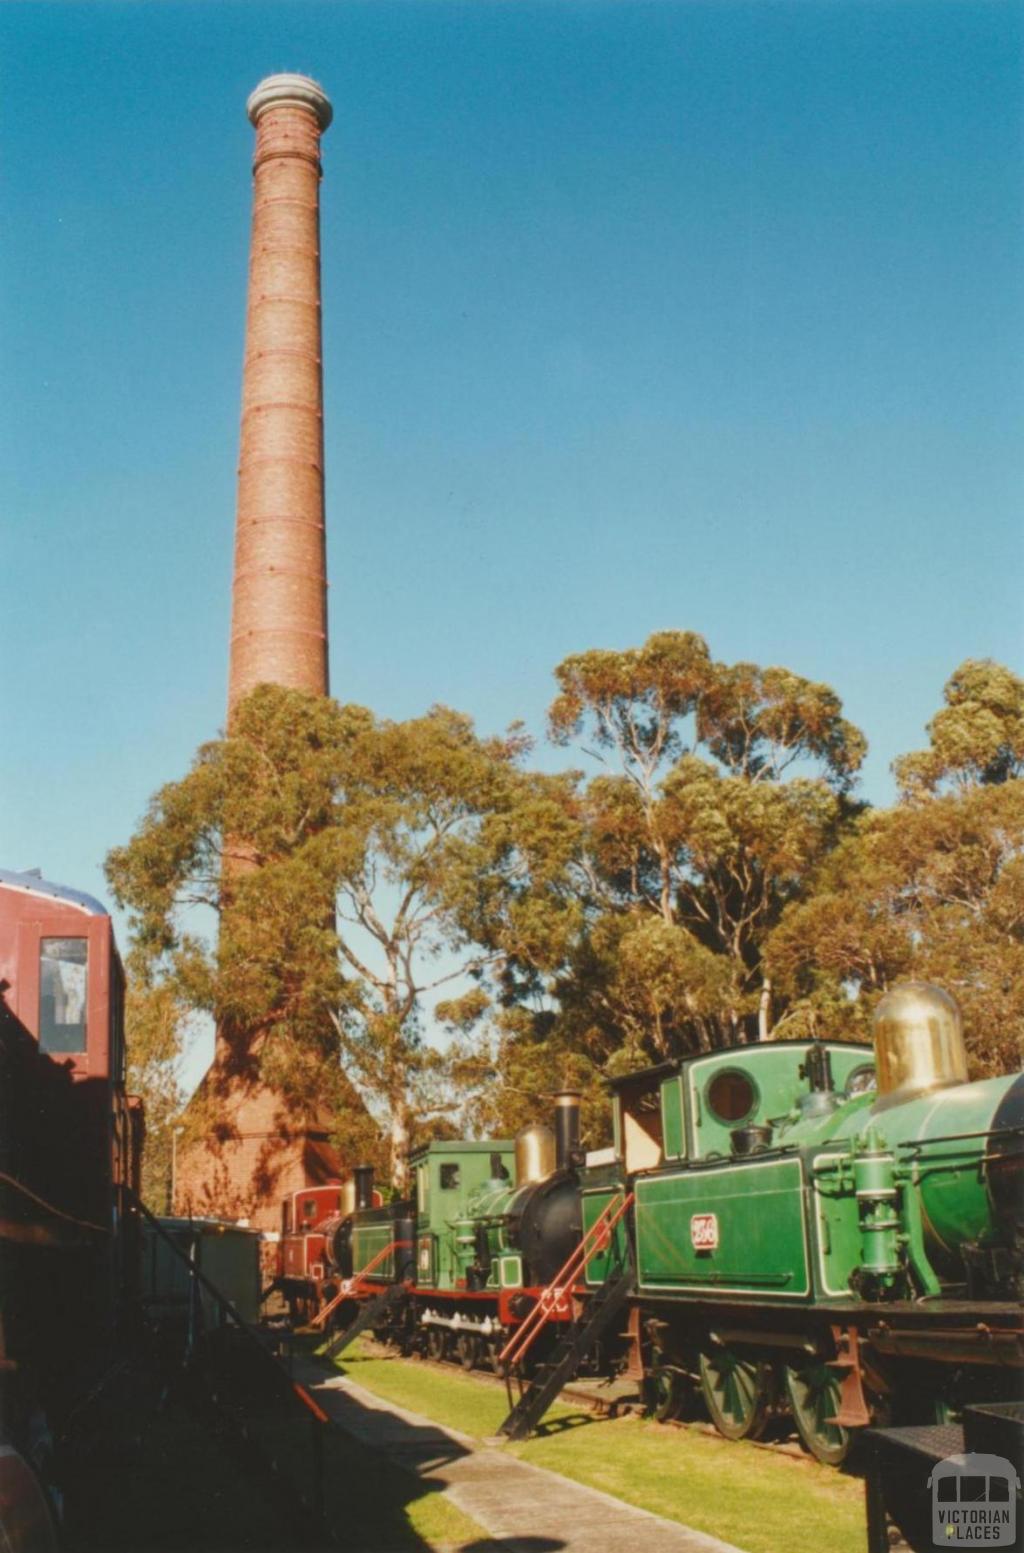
175 77 345 1229
228 74 332 713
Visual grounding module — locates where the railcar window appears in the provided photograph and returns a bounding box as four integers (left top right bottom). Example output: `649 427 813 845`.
39 938 88 1053
303 1200 317 1218
440 1164 460 1190
706 1068 756 1125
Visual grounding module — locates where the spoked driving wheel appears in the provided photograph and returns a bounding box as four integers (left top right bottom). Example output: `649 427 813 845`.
699 1347 772 1441
647 1362 685 1423
426 1327 446 1361
455 1333 479 1370
784 1361 850 1466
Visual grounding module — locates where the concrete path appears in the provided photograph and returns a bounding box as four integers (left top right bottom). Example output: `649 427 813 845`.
294 1358 747 1553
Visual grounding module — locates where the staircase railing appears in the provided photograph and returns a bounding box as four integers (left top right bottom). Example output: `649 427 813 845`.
127 1191 334 1539
310 1239 411 1330
499 1191 634 1369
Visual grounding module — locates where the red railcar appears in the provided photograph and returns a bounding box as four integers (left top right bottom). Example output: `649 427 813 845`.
0 866 143 1539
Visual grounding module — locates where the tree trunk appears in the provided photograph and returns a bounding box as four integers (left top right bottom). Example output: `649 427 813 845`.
389 1094 411 1194
757 977 772 1043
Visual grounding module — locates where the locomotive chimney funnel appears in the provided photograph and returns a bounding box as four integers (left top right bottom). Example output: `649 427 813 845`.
554 1091 582 1172
228 73 333 716
353 1164 374 1210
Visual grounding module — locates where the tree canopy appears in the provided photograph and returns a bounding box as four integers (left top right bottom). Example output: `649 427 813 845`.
465 633 868 1142
549 631 866 1046
109 651 1023 1195
107 686 578 1188
769 660 1024 1074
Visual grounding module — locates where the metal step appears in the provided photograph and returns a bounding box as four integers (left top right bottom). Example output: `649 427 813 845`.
321 1281 407 1363
498 1271 634 1442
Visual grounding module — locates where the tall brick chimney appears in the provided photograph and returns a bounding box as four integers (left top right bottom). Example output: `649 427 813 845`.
229 74 332 711
175 77 344 1229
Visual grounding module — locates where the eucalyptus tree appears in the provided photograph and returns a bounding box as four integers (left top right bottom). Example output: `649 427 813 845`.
547 631 866 1052
107 686 579 1188
769 661 1024 1075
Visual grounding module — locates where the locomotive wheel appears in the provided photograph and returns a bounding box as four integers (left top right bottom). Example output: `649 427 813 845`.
484 1340 503 1374
783 1361 850 1466
648 1363 684 1423
426 1328 446 1361
698 1348 772 1441
455 1333 479 1371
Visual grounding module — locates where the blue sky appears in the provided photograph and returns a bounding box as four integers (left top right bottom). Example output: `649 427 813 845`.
3 0 1022 932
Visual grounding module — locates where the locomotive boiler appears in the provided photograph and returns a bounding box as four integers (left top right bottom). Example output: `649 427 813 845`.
313 1096 593 1368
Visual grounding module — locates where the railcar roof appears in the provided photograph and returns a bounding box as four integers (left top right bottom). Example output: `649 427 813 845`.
154 1216 262 1236
0 866 108 917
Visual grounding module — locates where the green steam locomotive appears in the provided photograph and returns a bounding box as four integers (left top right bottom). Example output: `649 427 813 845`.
320 982 1023 1462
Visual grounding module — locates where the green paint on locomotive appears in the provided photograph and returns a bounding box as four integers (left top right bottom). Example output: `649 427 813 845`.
787 1070 1022 1299
609 1036 1022 1306
351 1206 404 1281
409 1139 515 1290
581 1162 629 1287
637 1156 812 1295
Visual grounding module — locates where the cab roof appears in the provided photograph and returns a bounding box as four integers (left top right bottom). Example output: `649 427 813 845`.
606 1039 874 1091
409 1139 513 1161
0 867 108 918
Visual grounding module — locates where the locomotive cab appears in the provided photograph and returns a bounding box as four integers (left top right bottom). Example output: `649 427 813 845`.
608 1041 875 1176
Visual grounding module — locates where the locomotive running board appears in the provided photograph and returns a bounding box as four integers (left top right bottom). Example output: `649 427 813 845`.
320 1281 407 1363
498 1269 635 1442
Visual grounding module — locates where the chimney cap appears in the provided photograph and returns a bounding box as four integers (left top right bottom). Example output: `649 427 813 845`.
247 73 333 130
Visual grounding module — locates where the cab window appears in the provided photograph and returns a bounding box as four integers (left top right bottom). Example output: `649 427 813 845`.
705 1068 757 1126
39 938 88 1053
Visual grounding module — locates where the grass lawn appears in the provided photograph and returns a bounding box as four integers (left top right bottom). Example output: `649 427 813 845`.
335 1345 867 1553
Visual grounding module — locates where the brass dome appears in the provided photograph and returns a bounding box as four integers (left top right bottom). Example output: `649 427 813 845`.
515 1123 556 1186
872 981 968 1109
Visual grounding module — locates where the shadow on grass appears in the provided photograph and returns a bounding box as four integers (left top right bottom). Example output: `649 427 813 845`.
532 1410 600 1438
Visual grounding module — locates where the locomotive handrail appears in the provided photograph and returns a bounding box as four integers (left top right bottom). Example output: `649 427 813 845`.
499 1191 634 1370
310 1238 411 1330
897 1125 1024 1150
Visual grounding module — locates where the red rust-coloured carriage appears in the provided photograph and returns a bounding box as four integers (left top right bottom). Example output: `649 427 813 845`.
0 867 144 1544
